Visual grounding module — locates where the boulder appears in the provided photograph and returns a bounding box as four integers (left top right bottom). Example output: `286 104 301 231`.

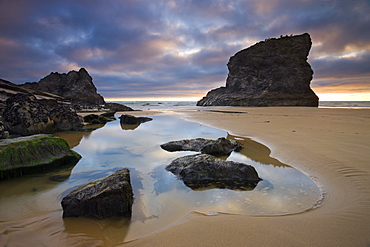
166 154 261 190
119 114 152 125
50 105 83 131
61 169 133 219
100 110 116 120
197 33 319 107
2 93 55 135
21 68 105 106
161 137 242 155
83 114 114 124
0 134 81 179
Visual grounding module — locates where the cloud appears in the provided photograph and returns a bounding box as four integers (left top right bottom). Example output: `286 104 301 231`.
0 0 369 100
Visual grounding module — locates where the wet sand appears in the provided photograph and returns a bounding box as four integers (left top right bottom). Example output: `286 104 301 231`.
123 107 370 246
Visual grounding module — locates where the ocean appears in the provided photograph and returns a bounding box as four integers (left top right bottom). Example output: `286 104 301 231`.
110 101 370 110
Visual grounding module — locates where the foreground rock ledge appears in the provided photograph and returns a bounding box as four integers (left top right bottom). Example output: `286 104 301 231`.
0 134 81 179
166 154 261 190
197 33 318 107
62 169 133 219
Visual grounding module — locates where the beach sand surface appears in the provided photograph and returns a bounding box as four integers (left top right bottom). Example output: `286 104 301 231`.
123 107 370 247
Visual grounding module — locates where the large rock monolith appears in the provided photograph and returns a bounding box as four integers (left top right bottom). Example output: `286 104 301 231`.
197 33 318 107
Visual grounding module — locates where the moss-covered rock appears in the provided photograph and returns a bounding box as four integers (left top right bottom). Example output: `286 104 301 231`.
0 134 81 180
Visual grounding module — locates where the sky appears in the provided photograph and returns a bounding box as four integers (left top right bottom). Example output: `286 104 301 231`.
0 0 369 101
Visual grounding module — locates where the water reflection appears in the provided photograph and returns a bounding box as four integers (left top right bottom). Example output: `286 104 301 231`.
120 123 140 130
0 114 321 245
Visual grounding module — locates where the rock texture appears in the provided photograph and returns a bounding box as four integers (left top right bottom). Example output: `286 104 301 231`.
197 33 318 107
0 121 9 139
61 169 133 219
22 68 105 106
166 154 261 190
161 137 242 156
2 94 55 135
0 134 81 179
50 105 83 131
2 93 83 135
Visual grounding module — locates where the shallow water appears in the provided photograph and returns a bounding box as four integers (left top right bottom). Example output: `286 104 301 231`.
0 113 321 245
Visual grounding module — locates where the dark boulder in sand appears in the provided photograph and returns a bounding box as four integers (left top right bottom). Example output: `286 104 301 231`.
161 137 242 156
119 114 152 125
0 134 81 180
197 33 318 107
61 169 133 219
166 154 261 190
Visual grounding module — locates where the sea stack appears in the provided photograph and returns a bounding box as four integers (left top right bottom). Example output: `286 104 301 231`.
197 33 319 107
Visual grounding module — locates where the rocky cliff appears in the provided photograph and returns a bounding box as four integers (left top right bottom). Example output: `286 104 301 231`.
197 33 319 107
22 68 105 106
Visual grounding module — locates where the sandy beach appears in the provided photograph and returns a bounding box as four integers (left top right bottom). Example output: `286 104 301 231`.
123 107 370 247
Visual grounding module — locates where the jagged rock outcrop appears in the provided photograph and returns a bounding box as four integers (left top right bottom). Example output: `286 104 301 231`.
22 68 105 106
161 137 242 156
197 33 318 107
166 154 261 190
0 78 65 114
61 169 133 219
0 134 81 179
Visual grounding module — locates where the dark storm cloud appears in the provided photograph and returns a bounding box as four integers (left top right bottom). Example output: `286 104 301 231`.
0 0 369 99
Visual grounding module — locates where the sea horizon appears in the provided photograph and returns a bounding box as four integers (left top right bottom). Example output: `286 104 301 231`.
109 100 370 111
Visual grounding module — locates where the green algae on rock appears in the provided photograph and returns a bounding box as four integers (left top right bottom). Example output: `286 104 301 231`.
0 134 81 179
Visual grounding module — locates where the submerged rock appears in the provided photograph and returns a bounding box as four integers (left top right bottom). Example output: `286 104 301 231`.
119 114 152 125
161 137 242 156
0 134 81 179
166 154 261 190
61 169 133 219
197 33 318 107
